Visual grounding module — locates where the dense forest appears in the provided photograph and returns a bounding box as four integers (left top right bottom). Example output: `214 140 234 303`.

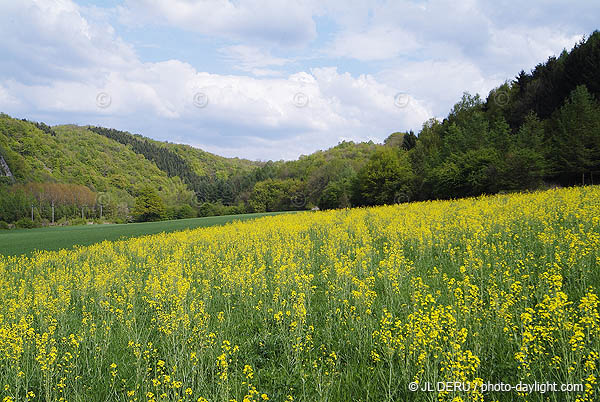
1 31 599 227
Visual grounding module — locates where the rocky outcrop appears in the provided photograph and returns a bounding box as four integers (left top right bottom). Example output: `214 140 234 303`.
0 154 15 182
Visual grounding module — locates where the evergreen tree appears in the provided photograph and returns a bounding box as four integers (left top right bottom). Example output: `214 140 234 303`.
551 85 600 184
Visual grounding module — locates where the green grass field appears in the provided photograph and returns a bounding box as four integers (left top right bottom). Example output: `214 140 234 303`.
0 212 294 256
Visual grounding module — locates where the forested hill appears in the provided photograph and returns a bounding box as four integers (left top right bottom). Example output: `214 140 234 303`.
1 30 599 226
0 119 181 196
86 126 257 203
0 118 262 223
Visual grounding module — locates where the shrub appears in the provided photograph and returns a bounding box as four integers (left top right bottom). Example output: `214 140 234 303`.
15 217 35 229
0 221 9 230
176 204 197 219
69 218 87 226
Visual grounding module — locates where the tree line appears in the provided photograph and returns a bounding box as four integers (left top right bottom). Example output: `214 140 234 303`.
0 183 97 228
206 31 600 211
1 31 599 224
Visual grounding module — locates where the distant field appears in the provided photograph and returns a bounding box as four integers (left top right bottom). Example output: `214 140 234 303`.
0 211 294 256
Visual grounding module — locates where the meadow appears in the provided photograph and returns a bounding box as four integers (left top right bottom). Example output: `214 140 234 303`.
0 212 291 257
0 186 599 402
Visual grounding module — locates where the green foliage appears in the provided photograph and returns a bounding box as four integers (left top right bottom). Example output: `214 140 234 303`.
501 113 547 190
431 148 502 198
166 204 198 220
318 178 353 210
15 217 35 229
353 147 414 205
248 178 305 212
0 118 185 200
0 182 102 225
0 221 9 230
88 126 258 203
2 31 600 217
488 31 600 129
176 204 197 219
0 118 212 223
198 202 246 217
132 186 167 222
502 148 546 190
384 131 417 151
68 217 88 226
0 186 34 223
549 85 600 184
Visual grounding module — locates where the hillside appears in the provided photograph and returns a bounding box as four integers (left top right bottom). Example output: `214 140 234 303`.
86 126 259 204
0 117 191 204
1 31 600 226
0 117 263 224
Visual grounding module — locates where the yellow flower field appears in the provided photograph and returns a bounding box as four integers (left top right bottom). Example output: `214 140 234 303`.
0 186 599 402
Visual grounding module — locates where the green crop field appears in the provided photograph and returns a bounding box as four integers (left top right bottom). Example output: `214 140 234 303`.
0 212 294 256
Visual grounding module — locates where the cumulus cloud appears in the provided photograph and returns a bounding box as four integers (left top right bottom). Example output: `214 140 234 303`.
0 83 20 109
118 0 318 47
377 59 500 117
0 0 433 160
1 0 597 160
320 1 590 65
317 0 592 115
0 0 136 85
483 27 584 74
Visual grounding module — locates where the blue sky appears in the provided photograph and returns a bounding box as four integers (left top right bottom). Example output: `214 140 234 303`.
0 0 598 160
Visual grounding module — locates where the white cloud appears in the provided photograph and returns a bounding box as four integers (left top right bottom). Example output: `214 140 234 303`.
320 0 590 72
327 26 420 61
219 45 290 76
0 0 432 160
483 27 584 74
317 0 592 118
0 0 136 85
1 0 597 160
377 59 500 117
118 0 317 46
0 83 20 109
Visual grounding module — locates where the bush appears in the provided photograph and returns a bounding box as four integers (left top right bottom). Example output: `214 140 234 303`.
198 202 246 217
0 221 9 230
176 204 197 219
69 218 87 226
165 205 197 220
15 217 35 229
